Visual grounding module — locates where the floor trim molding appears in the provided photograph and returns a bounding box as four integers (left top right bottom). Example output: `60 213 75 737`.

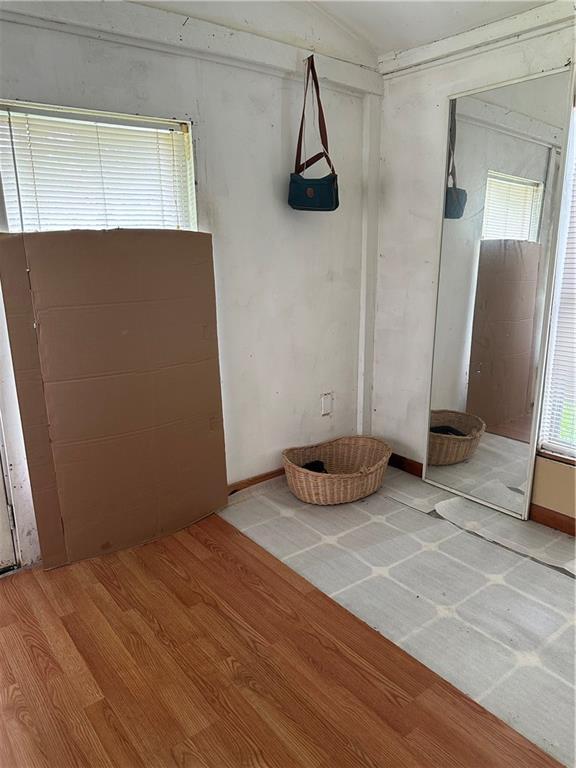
389 453 423 478
228 468 285 495
530 503 575 536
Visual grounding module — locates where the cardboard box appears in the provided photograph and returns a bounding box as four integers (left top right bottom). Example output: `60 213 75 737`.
0 230 227 567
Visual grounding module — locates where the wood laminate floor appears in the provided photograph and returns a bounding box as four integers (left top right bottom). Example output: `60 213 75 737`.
0 515 562 767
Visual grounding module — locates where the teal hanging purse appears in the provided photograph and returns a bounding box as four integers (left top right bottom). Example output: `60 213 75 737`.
288 56 339 212
444 100 467 219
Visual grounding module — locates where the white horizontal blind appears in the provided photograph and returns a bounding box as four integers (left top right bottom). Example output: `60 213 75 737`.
482 171 543 242
0 107 195 232
540 115 576 458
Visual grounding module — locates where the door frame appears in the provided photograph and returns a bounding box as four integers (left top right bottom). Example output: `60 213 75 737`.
0 409 18 574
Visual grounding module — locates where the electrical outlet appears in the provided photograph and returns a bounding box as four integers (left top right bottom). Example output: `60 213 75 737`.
320 392 333 416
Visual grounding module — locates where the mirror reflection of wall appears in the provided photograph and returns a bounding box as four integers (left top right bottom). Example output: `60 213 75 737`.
426 71 571 517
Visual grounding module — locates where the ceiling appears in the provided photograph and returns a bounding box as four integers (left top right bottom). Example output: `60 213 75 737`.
137 1 557 65
315 1 554 55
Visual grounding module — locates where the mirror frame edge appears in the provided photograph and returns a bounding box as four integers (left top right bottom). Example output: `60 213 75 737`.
421 62 576 521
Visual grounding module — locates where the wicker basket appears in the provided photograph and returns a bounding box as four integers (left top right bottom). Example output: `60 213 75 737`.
282 436 392 505
428 410 486 466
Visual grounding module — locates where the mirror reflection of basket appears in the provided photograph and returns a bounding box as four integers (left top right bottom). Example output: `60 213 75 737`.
428 410 486 466
282 436 392 505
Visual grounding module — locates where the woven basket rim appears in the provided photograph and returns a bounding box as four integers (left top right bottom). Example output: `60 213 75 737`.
430 410 486 441
282 436 392 480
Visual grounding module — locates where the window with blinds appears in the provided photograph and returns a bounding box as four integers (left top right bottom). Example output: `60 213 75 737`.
540 115 575 459
481 171 543 242
0 105 196 232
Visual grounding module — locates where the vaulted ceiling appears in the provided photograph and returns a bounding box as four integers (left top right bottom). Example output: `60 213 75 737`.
136 1 556 67
315 1 554 55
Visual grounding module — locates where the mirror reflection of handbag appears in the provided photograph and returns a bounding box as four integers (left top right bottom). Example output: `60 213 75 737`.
444 101 467 219
445 182 467 219
288 55 339 212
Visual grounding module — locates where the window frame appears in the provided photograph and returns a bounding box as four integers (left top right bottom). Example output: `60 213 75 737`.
481 170 544 243
0 99 197 233
538 109 576 461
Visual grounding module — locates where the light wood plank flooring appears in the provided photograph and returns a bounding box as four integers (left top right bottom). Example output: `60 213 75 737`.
0 515 562 767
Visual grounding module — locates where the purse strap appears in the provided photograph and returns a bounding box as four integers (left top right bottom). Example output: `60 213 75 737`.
447 100 458 189
294 55 335 175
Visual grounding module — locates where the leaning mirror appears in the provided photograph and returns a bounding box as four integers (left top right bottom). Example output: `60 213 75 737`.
425 70 572 518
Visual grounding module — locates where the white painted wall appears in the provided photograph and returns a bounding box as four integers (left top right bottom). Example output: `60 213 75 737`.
0 4 380 564
372 26 574 462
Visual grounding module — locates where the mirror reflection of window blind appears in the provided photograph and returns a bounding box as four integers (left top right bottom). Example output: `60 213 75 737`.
482 171 543 242
540 116 575 459
0 106 196 233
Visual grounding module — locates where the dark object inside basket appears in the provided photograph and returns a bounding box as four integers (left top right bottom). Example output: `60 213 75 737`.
302 460 328 473
430 425 467 437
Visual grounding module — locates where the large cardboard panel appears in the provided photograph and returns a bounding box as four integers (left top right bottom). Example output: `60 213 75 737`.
44 360 222 442
52 415 225 560
25 230 215 308
36 300 216 382
467 239 540 429
0 230 227 566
